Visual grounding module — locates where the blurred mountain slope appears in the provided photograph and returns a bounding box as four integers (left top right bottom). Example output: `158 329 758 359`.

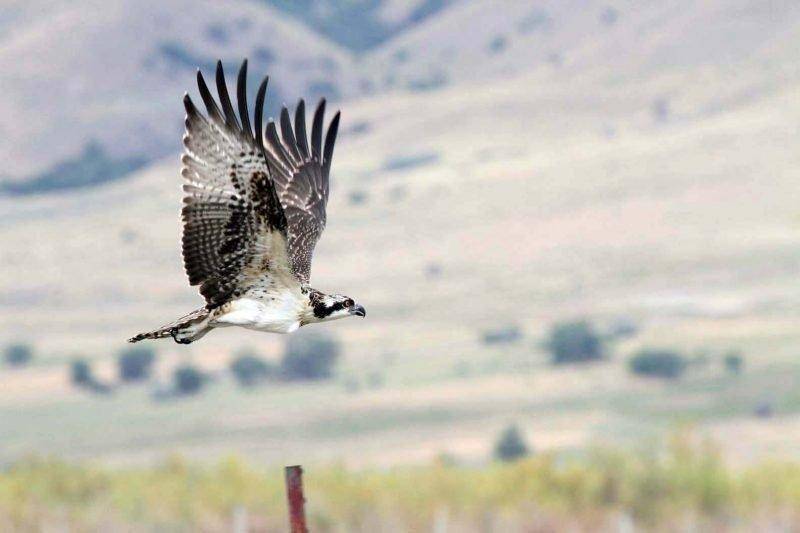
0 0 355 184
360 0 800 90
261 0 453 51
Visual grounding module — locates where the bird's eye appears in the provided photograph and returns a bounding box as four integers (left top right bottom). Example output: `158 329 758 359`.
344 299 354 307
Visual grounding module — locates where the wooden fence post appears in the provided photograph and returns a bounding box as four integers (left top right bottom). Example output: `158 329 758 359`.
285 465 308 533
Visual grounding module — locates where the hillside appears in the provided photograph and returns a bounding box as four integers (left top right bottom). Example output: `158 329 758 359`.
0 0 355 185
360 0 800 91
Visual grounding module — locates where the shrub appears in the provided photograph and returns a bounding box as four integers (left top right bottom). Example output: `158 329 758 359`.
606 317 639 339
118 346 156 382
482 325 522 345
724 352 743 375
230 353 273 387
348 190 368 206
4 343 33 367
173 364 205 396
629 349 687 379
281 333 340 380
70 358 112 394
488 35 508 54
547 320 604 364
494 424 530 462
70 359 92 386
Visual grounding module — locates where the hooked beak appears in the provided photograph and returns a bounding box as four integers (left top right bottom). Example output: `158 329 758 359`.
350 304 366 317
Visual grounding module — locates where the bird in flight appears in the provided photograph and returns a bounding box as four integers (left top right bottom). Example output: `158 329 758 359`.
129 59 365 344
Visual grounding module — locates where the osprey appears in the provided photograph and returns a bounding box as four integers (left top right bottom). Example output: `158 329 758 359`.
129 59 365 344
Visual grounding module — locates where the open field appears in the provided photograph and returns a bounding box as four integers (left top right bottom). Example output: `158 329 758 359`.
2 55 800 467
5 433 800 532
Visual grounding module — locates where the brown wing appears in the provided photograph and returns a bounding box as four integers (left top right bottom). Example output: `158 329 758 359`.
263 99 340 284
181 60 291 309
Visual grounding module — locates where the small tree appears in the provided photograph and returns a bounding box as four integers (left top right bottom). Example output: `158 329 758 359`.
70 358 112 394
70 359 93 386
230 353 273 387
173 364 204 395
547 320 603 364
5 343 33 367
118 346 156 382
494 424 530 462
281 333 340 380
724 352 744 375
629 349 687 379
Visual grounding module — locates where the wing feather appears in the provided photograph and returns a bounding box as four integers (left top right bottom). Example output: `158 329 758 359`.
264 98 341 283
181 61 292 308
294 100 310 160
215 60 241 132
237 60 253 141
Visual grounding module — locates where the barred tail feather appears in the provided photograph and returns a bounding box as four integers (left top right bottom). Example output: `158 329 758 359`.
128 307 211 344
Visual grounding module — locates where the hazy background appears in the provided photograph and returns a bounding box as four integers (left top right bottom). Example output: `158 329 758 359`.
1 1 800 527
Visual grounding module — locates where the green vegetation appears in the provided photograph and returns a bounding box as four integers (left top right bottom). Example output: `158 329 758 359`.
70 359 112 395
172 364 205 396
724 352 744 375
493 424 530 462
70 359 92 387
4 343 32 367
547 320 604 364
2 434 800 531
482 325 522 345
117 346 156 382
281 333 340 381
1 142 146 195
629 349 688 379
230 352 273 388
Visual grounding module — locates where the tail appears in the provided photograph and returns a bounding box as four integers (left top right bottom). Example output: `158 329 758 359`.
128 307 211 344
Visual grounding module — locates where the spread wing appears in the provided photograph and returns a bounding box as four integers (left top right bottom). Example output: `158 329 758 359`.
181 60 292 309
263 100 341 284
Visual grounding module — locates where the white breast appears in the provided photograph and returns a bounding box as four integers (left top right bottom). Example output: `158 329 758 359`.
212 291 304 334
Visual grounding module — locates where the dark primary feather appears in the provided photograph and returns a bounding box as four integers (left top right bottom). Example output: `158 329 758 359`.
236 60 252 140
294 100 309 159
254 76 269 152
264 99 341 283
181 59 290 308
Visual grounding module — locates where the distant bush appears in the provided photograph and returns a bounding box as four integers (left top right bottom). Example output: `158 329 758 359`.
118 346 156 382
488 35 508 54
547 320 604 364
70 359 92 386
755 401 774 419
424 262 442 278
482 325 522 345
629 349 687 379
724 352 744 375
383 152 440 172
4 343 33 367
230 353 273 388
605 317 639 339
70 358 112 394
281 333 340 381
494 424 530 462
348 190 368 206
600 6 619 26
652 97 670 123
173 364 205 396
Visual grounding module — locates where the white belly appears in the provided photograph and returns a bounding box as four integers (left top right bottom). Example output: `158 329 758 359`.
211 295 301 334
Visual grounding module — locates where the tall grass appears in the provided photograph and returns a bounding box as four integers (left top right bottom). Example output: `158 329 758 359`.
2 432 800 531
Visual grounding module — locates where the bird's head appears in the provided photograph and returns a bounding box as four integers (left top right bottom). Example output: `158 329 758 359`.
302 289 366 325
